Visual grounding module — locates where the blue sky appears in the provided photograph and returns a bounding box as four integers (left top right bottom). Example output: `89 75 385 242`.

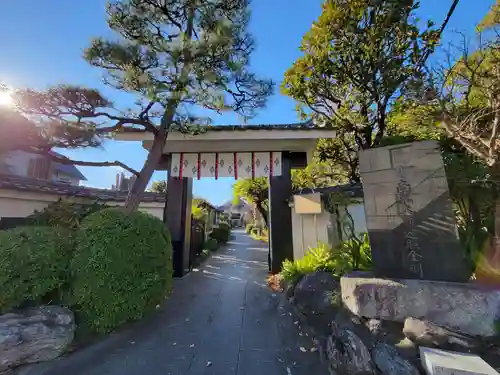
0 0 494 205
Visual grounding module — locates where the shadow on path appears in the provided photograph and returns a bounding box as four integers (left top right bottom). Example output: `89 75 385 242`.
33 230 327 375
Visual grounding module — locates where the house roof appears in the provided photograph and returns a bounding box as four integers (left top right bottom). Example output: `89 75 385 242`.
292 183 364 199
48 151 87 181
195 121 317 132
0 174 165 203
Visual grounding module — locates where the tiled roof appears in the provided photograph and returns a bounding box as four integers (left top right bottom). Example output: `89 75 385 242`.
198 121 318 132
0 174 165 203
292 183 364 199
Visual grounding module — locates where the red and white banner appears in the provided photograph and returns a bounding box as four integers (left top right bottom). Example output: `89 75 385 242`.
170 152 282 179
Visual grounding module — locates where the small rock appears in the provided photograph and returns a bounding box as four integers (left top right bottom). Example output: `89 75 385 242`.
403 318 478 350
326 328 375 375
372 343 420 375
0 306 74 372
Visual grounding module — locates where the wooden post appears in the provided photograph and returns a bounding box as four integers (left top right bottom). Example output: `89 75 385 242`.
164 175 193 277
269 152 294 273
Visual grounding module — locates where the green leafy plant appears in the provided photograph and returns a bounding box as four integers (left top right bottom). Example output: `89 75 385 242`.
204 238 219 252
210 223 231 244
245 223 255 234
30 199 105 229
0 226 73 313
333 232 372 272
281 243 338 285
69 208 173 334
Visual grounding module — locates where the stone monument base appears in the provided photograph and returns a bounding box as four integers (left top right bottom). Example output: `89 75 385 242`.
341 273 500 337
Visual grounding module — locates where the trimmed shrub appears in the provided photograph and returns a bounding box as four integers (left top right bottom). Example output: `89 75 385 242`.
70 208 173 334
30 199 105 229
204 238 219 252
0 226 73 313
210 223 231 244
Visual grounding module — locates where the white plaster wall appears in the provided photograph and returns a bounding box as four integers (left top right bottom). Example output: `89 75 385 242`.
291 199 367 260
0 189 164 220
4 150 33 176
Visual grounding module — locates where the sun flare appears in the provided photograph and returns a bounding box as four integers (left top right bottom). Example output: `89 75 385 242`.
0 91 14 107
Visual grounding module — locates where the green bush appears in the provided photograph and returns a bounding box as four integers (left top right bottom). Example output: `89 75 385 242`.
245 223 255 233
0 226 73 313
30 199 105 229
204 238 219 252
281 243 337 285
210 223 231 244
69 208 173 334
281 235 372 285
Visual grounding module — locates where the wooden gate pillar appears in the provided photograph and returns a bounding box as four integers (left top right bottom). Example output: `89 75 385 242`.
164 175 193 277
269 152 294 273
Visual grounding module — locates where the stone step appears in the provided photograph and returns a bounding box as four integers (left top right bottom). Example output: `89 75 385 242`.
420 347 499 375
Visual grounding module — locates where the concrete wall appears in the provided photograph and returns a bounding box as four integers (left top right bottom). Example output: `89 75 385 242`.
0 189 164 220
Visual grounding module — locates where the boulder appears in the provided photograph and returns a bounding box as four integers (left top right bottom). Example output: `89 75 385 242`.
292 271 341 331
341 275 500 337
326 327 375 375
0 306 75 372
372 343 420 375
403 317 479 350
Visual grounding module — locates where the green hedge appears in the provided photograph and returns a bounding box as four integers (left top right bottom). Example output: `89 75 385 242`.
210 223 231 244
30 199 105 229
204 238 219 252
69 208 173 334
0 226 73 313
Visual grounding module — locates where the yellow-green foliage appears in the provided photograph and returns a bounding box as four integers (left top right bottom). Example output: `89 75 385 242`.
69 208 173 334
281 243 337 284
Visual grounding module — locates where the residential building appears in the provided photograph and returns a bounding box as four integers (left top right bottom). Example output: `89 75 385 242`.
2 150 86 185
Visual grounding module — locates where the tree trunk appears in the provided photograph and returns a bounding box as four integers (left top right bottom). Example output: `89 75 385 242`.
124 133 166 214
255 201 268 227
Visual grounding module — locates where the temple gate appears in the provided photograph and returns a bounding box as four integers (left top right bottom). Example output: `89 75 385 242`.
119 123 335 276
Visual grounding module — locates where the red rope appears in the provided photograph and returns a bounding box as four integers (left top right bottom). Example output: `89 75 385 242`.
197 153 201 180
251 152 255 179
179 153 184 179
234 152 238 179
270 151 273 177
215 153 219 180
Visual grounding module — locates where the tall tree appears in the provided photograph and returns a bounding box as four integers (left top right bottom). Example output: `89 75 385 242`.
15 0 272 213
233 177 268 226
436 1 500 251
282 0 442 182
150 180 168 194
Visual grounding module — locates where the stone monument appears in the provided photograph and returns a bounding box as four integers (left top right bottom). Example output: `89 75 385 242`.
359 140 470 282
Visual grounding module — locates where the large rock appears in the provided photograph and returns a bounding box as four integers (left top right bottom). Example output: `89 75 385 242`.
326 327 375 375
292 271 341 331
0 306 75 372
403 317 479 350
372 343 420 375
341 275 500 337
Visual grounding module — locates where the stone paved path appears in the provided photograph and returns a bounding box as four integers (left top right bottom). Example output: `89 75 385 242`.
38 229 327 375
